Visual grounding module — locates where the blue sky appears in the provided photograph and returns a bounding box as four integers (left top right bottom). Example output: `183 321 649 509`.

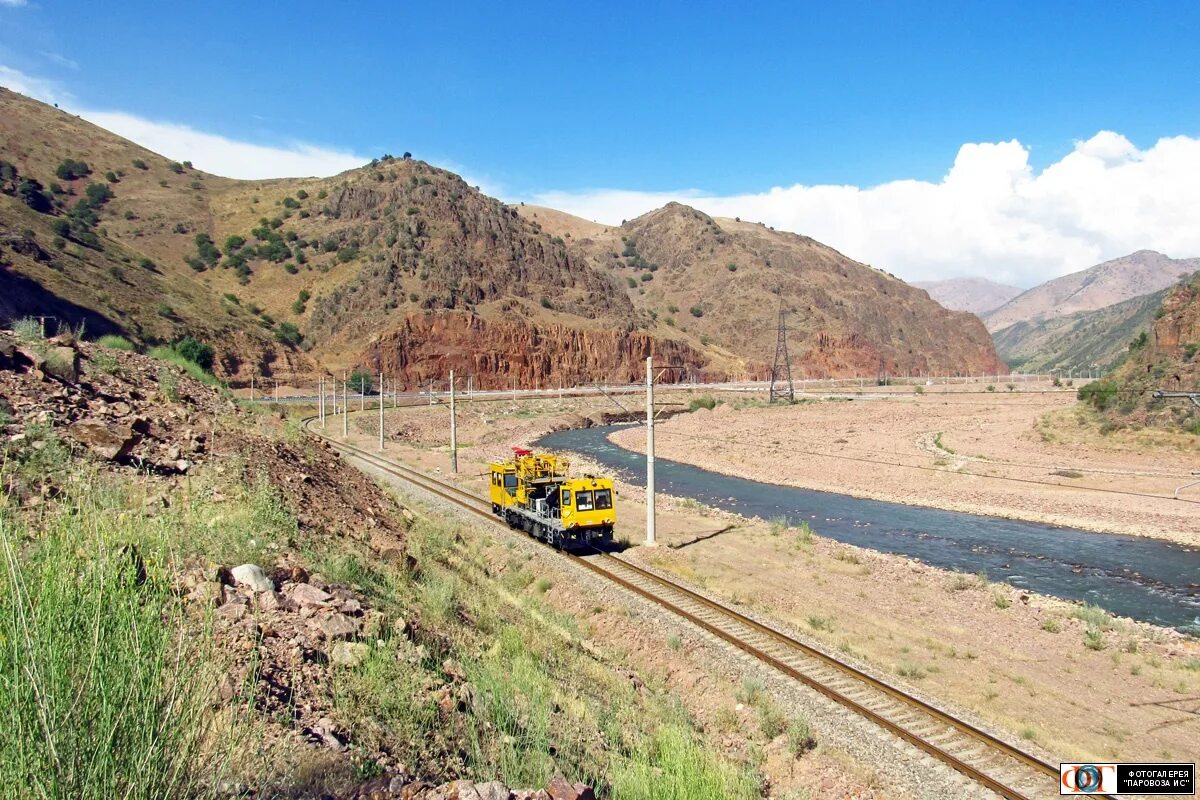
2 0 1199 285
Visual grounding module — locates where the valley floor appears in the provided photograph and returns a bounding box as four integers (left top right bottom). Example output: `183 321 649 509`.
343 390 1200 790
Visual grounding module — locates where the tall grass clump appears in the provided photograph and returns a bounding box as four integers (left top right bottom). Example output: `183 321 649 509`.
12 316 43 342
0 507 218 799
687 395 718 412
96 334 136 351
148 345 223 389
608 724 759 800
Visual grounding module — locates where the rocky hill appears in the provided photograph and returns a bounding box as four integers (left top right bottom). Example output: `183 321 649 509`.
530 203 1005 378
992 284 1176 373
2 87 1004 387
913 277 1023 315
1078 273 1200 433
984 250 1200 333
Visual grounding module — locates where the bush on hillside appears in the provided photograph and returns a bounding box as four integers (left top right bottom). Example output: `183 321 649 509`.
16 179 53 213
274 322 303 347
54 159 91 181
1078 379 1119 412
173 337 215 371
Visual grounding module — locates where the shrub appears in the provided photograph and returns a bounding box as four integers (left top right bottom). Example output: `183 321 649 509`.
317 189 327 199
104 171 119 183
345 369 374 394
54 158 91 180
173 336 214 371
168 162 185 174
281 196 300 209
689 306 704 318
1129 331 1149 352
986 384 995 392
16 179 53 213
641 272 653 282
274 322 303 347
1078 379 1119 411
688 395 718 412
138 257 156 270
283 263 298 274
540 296 552 309
626 277 637 289
336 246 359 263
132 158 148 170
787 719 817 755
726 263 737 272
295 189 308 200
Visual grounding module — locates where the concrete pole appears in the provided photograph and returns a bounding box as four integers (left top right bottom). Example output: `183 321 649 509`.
646 355 656 547
274 380 278 403
379 372 384 451
360 379 365 412
450 370 458 474
250 376 255 402
319 376 325 427
342 371 348 438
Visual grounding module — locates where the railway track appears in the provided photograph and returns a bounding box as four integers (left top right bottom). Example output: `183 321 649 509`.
307 420 1097 800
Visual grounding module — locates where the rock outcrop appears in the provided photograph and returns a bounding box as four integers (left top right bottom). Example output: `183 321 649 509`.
360 311 716 389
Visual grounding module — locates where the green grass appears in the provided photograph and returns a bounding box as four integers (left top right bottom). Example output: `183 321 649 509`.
96 334 136 351
608 724 759 800
0 485 224 799
147 345 224 389
12 316 43 342
1072 603 1117 631
687 395 718 412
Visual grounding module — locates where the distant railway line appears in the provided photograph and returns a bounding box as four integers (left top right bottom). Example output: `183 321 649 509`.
306 418 1099 800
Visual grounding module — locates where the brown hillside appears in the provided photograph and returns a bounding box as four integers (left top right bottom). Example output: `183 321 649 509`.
1082 273 1200 433
1 88 1003 386
567 203 1004 378
984 250 1200 333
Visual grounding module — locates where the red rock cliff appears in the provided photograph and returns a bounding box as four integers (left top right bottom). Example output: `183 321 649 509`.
357 312 715 389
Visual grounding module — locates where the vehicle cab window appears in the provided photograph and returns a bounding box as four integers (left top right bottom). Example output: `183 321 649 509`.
561 489 572 507
503 474 517 493
594 488 612 510
576 490 594 511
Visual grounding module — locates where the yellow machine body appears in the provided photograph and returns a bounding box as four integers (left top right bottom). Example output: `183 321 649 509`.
488 449 615 548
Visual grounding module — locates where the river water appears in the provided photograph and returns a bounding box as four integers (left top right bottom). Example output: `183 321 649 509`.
537 425 1200 633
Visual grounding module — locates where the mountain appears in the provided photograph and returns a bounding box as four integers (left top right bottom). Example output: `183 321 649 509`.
992 285 1176 373
983 250 1200 333
1 87 1004 387
913 277 1023 315
525 203 1005 378
1079 274 1200 434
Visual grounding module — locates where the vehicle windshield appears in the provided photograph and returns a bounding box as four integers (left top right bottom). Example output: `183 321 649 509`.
503 474 517 491
575 490 593 511
594 488 612 510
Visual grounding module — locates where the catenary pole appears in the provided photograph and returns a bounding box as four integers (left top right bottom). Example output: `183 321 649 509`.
646 355 656 547
378 372 384 451
450 370 458 474
342 371 348 438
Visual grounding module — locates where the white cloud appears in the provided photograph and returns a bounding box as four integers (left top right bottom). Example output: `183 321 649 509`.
82 110 366 179
529 133 1200 287
1 66 367 179
0 0 29 7
0 64 69 105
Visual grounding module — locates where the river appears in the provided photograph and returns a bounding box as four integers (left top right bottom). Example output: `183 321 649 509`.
537 424 1200 633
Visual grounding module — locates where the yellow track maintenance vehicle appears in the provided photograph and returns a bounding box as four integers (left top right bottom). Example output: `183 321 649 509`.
488 447 615 549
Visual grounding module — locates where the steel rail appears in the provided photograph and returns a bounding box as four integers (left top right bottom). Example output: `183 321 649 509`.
306 419 1106 800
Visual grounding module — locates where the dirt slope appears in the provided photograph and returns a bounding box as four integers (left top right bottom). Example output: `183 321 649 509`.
913 277 1023 315
563 203 1004 378
2 87 1004 386
992 283 1176 373
984 250 1200 333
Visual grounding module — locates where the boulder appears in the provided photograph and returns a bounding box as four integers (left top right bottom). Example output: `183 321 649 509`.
317 612 360 640
188 581 226 608
474 782 511 800
288 583 333 608
544 777 593 800
231 564 274 593
43 346 79 383
68 418 141 461
329 641 371 668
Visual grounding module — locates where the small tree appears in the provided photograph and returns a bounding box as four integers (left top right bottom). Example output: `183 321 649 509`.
168 162 185 174
105 171 119 183
346 369 374 394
